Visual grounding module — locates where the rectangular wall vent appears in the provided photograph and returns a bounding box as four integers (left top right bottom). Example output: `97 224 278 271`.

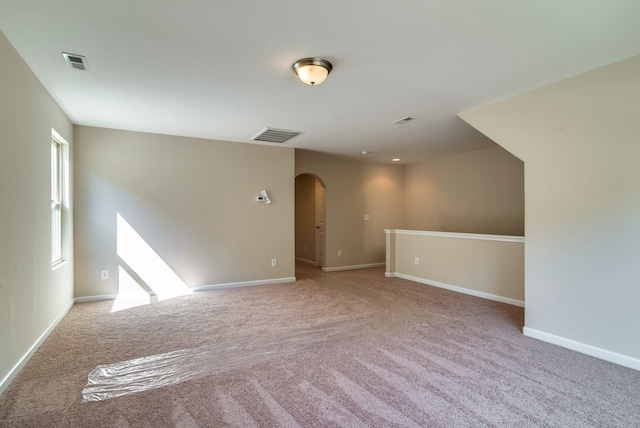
251 127 304 144
62 52 90 71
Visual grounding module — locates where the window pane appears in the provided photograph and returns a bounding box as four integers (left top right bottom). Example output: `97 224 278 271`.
51 139 62 264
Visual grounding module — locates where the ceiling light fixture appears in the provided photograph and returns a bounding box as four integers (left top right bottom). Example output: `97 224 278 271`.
392 158 401 162
292 58 332 86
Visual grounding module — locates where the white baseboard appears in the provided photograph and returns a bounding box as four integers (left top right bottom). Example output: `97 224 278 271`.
295 257 317 266
389 272 525 308
75 277 297 302
75 294 119 303
0 299 74 395
193 277 296 292
523 327 640 371
322 263 385 272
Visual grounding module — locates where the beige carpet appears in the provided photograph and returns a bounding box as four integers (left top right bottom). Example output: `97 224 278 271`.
1 264 639 427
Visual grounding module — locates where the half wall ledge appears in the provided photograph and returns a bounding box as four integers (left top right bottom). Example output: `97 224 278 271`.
385 229 524 306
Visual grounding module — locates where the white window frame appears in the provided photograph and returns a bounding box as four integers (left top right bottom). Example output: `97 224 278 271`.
51 133 65 266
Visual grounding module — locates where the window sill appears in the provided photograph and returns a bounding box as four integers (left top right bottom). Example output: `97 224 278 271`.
51 260 68 271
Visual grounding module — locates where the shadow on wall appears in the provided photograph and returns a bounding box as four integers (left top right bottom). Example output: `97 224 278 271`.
112 213 192 312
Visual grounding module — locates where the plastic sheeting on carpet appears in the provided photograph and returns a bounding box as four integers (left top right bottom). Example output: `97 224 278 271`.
82 276 457 402
82 312 406 402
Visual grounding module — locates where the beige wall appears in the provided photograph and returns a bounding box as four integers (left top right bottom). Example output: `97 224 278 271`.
404 146 524 236
461 56 640 366
295 148 523 269
388 230 524 305
74 126 294 297
295 150 404 269
363 163 405 262
0 32 74 391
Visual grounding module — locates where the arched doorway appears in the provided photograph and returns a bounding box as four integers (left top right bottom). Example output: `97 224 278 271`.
295 174 326 267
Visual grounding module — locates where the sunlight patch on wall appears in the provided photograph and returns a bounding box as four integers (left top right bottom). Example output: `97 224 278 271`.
111 266 151 312
116 213 192 303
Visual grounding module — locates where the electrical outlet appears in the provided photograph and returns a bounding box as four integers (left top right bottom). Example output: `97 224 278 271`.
271 258 277 267
100 269 109 280
337 250 342 257
414 257 419 265
364 214 370 221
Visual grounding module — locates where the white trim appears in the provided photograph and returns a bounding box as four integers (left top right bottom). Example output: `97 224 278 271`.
50 137 63 265
51 259 69 271
295 257 317 266
192 277 296 292
523 327 640 371
384 229 524 243
322 263 385 272
75 294 119 303
75 277 298 301
51 128 68 145
0 299 74 395
390 272 525 307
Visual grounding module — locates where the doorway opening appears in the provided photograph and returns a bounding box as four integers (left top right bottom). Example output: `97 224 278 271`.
295 174 326 268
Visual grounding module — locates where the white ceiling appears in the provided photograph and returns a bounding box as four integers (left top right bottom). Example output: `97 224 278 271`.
1 1 639 163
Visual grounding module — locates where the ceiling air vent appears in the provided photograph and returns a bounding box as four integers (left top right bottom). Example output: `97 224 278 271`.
62 52 90 71
392 116 415 125
251 127 304 144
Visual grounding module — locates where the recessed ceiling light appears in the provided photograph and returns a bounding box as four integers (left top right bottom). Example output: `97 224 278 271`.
361 150 370 155
392 158 400 162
